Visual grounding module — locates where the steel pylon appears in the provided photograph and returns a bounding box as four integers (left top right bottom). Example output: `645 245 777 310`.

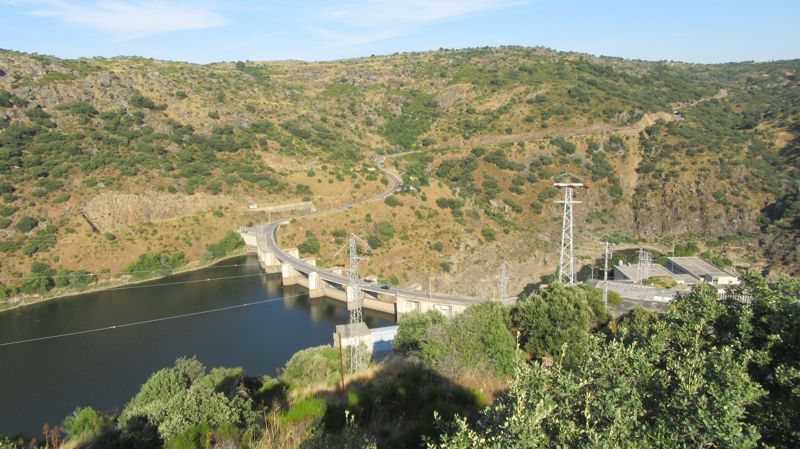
554 179 585 284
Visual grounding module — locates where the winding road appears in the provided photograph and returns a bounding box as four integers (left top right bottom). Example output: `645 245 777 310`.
244 154 491 306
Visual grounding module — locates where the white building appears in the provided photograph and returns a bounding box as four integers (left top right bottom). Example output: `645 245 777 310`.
666 257 740 286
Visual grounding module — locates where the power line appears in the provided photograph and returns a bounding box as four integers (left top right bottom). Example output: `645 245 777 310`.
0 293 308 347
102 273 266 292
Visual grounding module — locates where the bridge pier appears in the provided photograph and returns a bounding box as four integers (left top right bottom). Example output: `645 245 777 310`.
308 272 324 298
346 285 359 308
281 262 300 285
239 226 495 322
259 250 281 273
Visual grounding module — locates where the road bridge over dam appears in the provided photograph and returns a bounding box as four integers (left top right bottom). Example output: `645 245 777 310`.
238 156 515 320
239 222 511 319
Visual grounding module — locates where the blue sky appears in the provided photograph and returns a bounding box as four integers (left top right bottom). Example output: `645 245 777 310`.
0 0 798 64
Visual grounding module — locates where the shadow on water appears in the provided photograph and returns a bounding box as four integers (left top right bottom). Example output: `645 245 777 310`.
0 254 393 438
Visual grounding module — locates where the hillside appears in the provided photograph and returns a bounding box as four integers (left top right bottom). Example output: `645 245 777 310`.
0 46 798 300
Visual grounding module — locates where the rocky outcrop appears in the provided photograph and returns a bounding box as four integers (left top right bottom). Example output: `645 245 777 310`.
81 191 235 231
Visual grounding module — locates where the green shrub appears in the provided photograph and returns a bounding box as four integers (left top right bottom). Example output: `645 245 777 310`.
481 228 496 242
0 437 19 449
280 397 327 425
14 215 38 233
298 230 321 255
377 221 395 239
395 310 445 354
54 269 96 290
22 229 57 256
384 195 402 207
121 359 255 441
282 345 345 388
20 262 53 294
125 251 185 279
63 406 109 440
130 93 157 109
607 290 622 306
674 241 700 256
367 235 382 249
503 198 523 213
484 149 525 171
206 231 244 259
513 283 610 365
420 301 516 376
0 205 16 217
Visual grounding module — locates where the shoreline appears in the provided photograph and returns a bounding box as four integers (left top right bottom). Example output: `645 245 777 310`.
1 163 399 316
0 249 258 315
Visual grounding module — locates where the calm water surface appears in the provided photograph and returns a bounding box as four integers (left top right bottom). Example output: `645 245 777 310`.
0 255 393 437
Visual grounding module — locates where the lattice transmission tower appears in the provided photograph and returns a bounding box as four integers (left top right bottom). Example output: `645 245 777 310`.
498 261 510 300
554 175 587 284
346 233 369 372
602 241 615 307
636 248 652 285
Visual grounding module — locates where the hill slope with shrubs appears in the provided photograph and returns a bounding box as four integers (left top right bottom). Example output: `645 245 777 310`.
1 46 799 301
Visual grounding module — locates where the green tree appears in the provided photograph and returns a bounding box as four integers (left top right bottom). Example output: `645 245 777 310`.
420 301 516 377
283 345 347 388
395 310 445 355
55 268 72 288
377 221 396 239
206 231 244 259
120 358 255 441
513 283 609 365
20 262 53 294
435 281 769 449
366 235 382 249
298 230 321 255
63 407 110 440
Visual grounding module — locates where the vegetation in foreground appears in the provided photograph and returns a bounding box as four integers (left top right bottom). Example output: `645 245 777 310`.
1 272 797 448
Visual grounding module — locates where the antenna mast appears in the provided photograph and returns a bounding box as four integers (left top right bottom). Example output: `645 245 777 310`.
554 174 586 284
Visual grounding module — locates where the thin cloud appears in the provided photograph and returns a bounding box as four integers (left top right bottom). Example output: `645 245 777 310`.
309 26 403 49
16 0 230 39
323 0 527 28
311 0 527 51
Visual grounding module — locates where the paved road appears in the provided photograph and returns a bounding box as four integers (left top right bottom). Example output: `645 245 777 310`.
245 155 490 306
256 222 486 305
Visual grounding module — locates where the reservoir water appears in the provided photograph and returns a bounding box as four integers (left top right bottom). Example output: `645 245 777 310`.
0 254 394 437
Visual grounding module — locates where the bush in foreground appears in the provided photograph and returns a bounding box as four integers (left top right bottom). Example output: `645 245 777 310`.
417 301 517 377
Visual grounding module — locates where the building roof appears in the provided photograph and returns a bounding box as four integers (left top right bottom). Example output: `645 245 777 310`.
674 273 699 284
615 262 680 284
667 257 737 279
